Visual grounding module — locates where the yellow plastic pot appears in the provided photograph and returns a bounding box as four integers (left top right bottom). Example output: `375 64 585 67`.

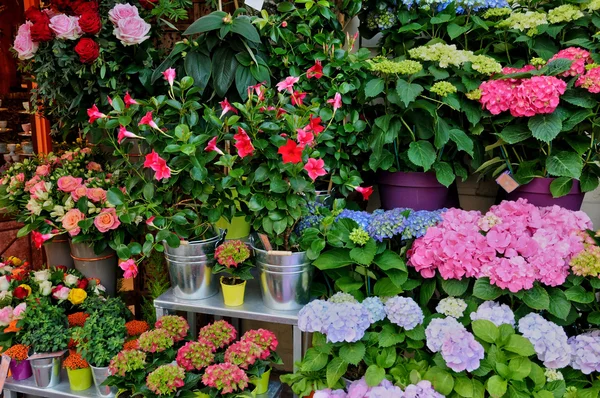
216 215 251 240
220 277 246 307
67 367 93 391
250 367 271 395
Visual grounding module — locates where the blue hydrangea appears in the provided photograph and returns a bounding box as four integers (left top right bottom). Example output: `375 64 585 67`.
518 313 572 369
403 0 508 13
336 209 373 229
425 317 466 352
295 201 325 234
362 297 386 323
403 380 445 398
441 328 485 372
470 301 515 326
366 208 409 242
401 209 445 239
384 296 424 330
568 331 600 374
298 300 330 333
325 302 372 343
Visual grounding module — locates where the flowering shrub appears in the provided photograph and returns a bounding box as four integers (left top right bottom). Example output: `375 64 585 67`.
176 340 215 371
108 349 146 377
198 320 237 350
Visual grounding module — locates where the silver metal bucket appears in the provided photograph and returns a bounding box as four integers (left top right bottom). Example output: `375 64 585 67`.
30 357 61 388
70 241 118 296
90 365 116 397
252 240 313 311
164 232 224 300
44 235 74 269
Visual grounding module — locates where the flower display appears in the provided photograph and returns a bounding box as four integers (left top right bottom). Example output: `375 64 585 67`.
5 344 29 361
297 300 331 333
366 208 408 242
568 331 600 374
155 315 189 342
425 317 466 352
68 312 89 327
441 328 485 372
402 380 445 397
146 364 185 396
63 352 89 370
176 339 215 371
198 320 237 350
202 363 249 394
470 301 515 326
435 297 467 318
109 349 147 377
138 329 174 353
518 313 571 369
384 296 423 330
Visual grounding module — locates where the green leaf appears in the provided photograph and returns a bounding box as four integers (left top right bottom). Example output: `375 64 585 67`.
373 251 406 271
107 188 125 206
433 161 455 187
339 342 366 366
588 312 600 325
313 249 353 270
270 178 289 193
472 320 499 343
487 376 507 398
564 285 595 303
364 365 386 387
441 279 470 296
455 377 474 398
335 276 363 293
300 348 328 371
212 48 238 98
580 169 599 193
184 11 226 35
424 367 454 396
548 288 571 320
447 23 469 39
379 324 405 347
185 52 211 91
365 78 385 98
523 284 550 310
142 183 154 201
396 79 424 107
504 335 536 356
473 278 503 300
546 151 583 179
326 358 348 388
349 239 377 266
231 17 261 43
499 125 531 144
528 113 562 143
550 177 574 198
408 141 436 171
374 278 404 296
434 118 450 148
420 279 436 307
561 90 598 108
449 129 474 156
508 357 531 381
376 346 397 368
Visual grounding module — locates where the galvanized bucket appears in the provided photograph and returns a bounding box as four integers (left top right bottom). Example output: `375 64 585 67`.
44 235 74 269
70 241 118 296
164 231 224 300
30 357 61 388
90 365 116 397
251 238 313 311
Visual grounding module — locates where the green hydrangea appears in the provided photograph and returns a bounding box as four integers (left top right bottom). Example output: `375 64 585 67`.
409 44 470 68
587 63 600 70
349 228 371 246
530 57 547 67
564 386 578 398
466 89 482 100
497 11 548 36
470 55 502 75
570 246 600 277
483 7 512 19
430 81 457 97
548 4 584 24
585 0 600 11
367 58 423 75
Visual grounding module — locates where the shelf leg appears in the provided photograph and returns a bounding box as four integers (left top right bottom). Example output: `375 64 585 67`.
187 312 197 337
292 325 302 372
155 306 165 321
3 389 17 398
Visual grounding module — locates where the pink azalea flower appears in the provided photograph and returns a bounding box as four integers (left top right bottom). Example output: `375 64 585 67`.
124 92 138 108
304 158 327 181
204 137 224 155
138 111 159 129
276 76 299 93
162 67 176 86
117 125 142 144
119 259 138 279
219 98 238 118
327 92 342 110
87 104 106 124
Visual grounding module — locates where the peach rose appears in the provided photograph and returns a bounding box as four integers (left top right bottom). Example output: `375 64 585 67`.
24 175 41 191
71 185 88 201
16 173 25 183
86 188 107 203
86 161 102 172
57 176 83 193
62 209 85 236
94 208 121 233
36 165 50 176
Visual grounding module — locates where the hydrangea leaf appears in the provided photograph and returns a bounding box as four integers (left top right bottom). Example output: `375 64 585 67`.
504 335 535 356
441 279 470 296
454 376 474 398
396 79 424 107
408 140 436 171
424 366 454 396
339 342 366 366
523 284 550 310
313 248 353 270
508 357 532 381
326 357 348 388
472 320 499 343
487 376 508 398
349 239 377 266
528 113 562 143
300 348 328 372
378 324 405 348
364 364 386 387
546 151 583 179
550 177 574 198
473 278 504 300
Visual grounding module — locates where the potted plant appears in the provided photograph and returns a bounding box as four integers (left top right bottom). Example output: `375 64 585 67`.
63 351 93 391
214 240 254 307
4 344 32 381
234 328 282 395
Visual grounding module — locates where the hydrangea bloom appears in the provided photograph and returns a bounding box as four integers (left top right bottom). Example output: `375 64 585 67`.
198 320 237 350
570 238 600 276
409 43 501 74
436 297 467 318
314 389 347 398
296 202 325 234
547 5 584 24
346 377 402 398
549 47 590 77
518 313 571 369
298 300 330 333
440 329 485 372
336 210 372 229
240 328 278 359
425 317 466 352
349 228 371 246
362 297 386 323
402 209 445 239
497 11 548 35
367 58 423 75
366 208 408 242
215 240 251 268
146 365 185 396
325 302 372 343
568 330 600 374
479 79 514 115
385 296 423 330
108 349 146 377
430 81 457 97
544 368 564 382
138 329 174 353
176 339 215 371
470 301 515 326
224 340 263 369
329 292 358 304
202 363 249 394
509 76 566 117
155 315 189 342
403 380 445 398
576 66 600 93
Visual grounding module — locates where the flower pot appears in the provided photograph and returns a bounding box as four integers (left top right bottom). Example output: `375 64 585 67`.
377 171 458 210
69 241 118 296
503 177 585 211
90 365 116 397
9 359 32 381
251 239 313 311
67 367 93 391
220 277 246 307
164 231 224 300
250 367 271 395
44 235 74 269
216 215 252 240
30 356 62 388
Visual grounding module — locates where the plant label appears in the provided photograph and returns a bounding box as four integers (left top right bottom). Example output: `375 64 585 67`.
496 171 520 193
0 355 11 391
245 0 264 11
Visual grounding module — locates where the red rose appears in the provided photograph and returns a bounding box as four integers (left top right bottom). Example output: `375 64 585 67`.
30 20 54 42
74 1 98 14
51 0 84 13
13 287 28 300
25 6 46 24
74 38 99 64
56 265 68 272
77 278 89 289
139 0 157 9
78 11 101 34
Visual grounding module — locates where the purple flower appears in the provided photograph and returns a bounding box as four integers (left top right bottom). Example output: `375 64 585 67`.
347 377 369 398
568 330 600 374
402 209 446 240
518 313 571 369
385 296 424 330
314 389 347 398
298 300 330 333
366 379 403 397
425 317 466 352
366 208 409 242
441 328 485 372
402 380 445 398
362 297 386 323
336 210 372 229
325 302 371 343
470 301 515 327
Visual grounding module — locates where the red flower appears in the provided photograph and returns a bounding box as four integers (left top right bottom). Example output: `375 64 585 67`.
355 186 374 201
278 140 303 164
13 287 28 300
124 92 138 108
139 0 158 9
233 127 254 158
30 20 54 42
25 6 47 24
87 104 106 124
77 278 89 289
78 10 101 35
307 60 323 79
75 38 100 64
290 91 306 106
305 115 324 135
56 265 68 272
74 1 98 14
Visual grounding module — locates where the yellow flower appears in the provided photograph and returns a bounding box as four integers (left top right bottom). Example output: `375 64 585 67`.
18 284 31 296
68 288 87 305
8 257 22 266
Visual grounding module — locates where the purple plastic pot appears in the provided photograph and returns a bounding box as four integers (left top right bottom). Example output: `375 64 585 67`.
9 359 32 381
377 171 457 210
505 177 585 211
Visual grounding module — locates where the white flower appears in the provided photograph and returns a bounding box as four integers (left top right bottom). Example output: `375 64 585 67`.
93 284 106 295
64 274 79 287
544 368 564 382
51 205 65 218
0 266 13 275
0 291 12 301
39 280 52 296
0 276 10 292
436 297 468 318
33 269 50 283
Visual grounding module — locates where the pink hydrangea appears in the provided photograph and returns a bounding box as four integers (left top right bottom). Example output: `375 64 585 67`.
155 315 189 342
198 320 237 350
576 67 600 93
479 79 514 115
176 339 215 371
146 365 185 396
224 340 262 369
138 329 174 353
108 350 146 377
240 329 279 360
509 76 566 117
549 47 591 77
202 363 249 394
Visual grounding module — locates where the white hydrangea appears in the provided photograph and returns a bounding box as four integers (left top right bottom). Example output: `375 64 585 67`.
544 368 564 382
470 301 515 326
436 297 467 318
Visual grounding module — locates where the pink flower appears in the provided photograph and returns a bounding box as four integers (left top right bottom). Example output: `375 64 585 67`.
307 60 323 79
355 186 374 201
276 76 299 93
205 137 224 155
247 82 265 101
52 285 70 301
86 187 107 203
281 21 287 27
305 115 324 135
296 128 314 146
94 208 121 233
107 95 113 106
12 303 26 320
113 16 150 46
478 79 514 115
57 176 83 193
87 104 106 124
162 68 176 86
32 230 53 249
71 185 88 201
291 91 306 106
87 161 102 172
146 216 156 226
0 307 13 327
29 181 49 200
233 127 254 158
35 164 50 176
304 158 327 181
576 66 600 93
13 22 38 60
124 92 138 108
62 209 85 236
549 47 591 77
117 125 142 144
16 173 25 183
119 259 138 278
49 14 82 40
486 229 512 253
327 92 342 110
143 150 171 180
509 76 566 117
219 98 238 118
139 111 159 129
108 3 139 25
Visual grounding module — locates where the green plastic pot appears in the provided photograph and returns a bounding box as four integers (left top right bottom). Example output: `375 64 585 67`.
215 215 251 240
67 367 93 391
250 368 271 395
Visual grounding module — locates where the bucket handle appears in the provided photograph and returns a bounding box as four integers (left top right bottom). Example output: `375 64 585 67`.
266 250 293 256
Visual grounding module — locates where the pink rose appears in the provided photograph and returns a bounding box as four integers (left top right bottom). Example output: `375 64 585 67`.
61 151 74 161
86 187 107 203
16 173 25 183
113 16 150 46
24 175 41 191
57 176 83 192
86 161 102 172
0 306 13 327
29 181 49 200
62 208 85 236
108 3 139 25
36 164 50 176
13 303 26 319
52 285 70 301
71 185 88 201
94 208 121 233
49 14 82 40
81 147 92 155
13 21 39 60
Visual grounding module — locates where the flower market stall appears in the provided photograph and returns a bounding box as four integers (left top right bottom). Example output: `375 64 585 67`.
2 0 600 396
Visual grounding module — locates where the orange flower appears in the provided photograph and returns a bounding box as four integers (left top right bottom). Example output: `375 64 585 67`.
68 338 78 349
4 320 20 333
123 339 139 350
5 344 28 361
63 352 89 370
125 320 149 336
68 312 89 327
